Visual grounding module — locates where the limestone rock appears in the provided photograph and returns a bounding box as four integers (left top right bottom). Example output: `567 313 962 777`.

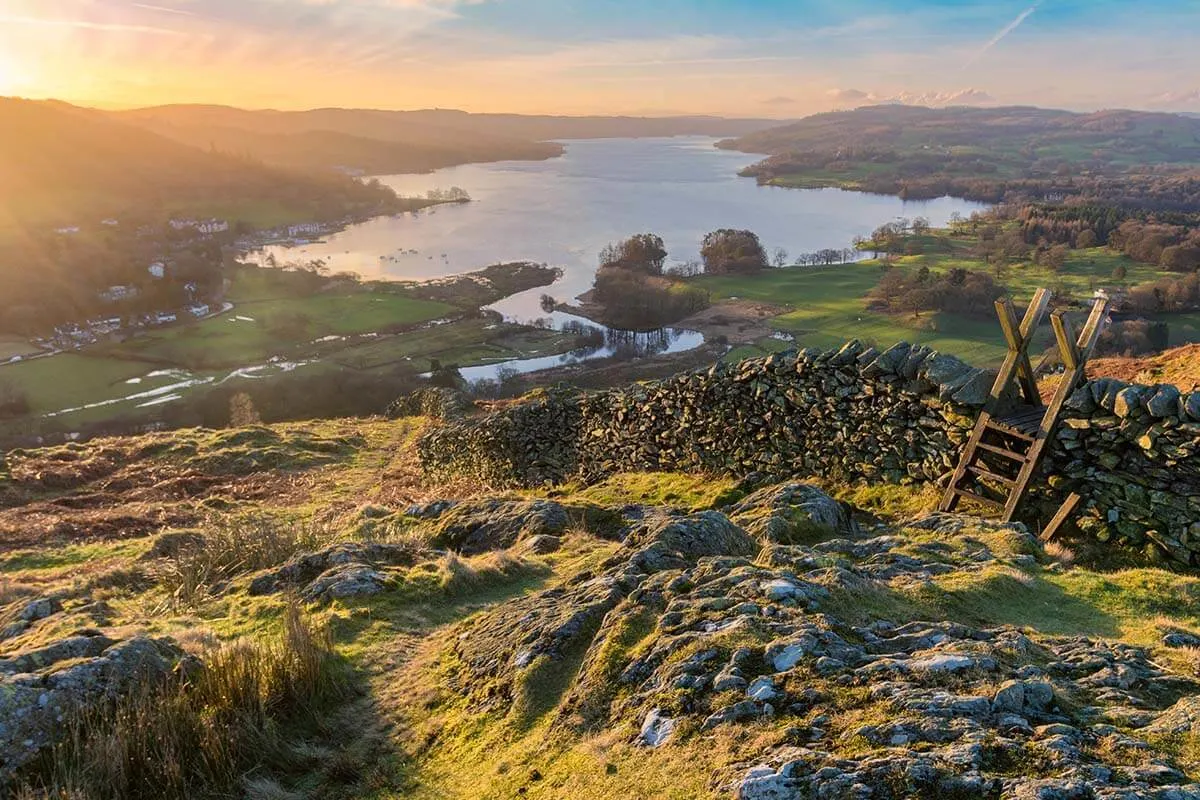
431 499 569 554
249 542 417 596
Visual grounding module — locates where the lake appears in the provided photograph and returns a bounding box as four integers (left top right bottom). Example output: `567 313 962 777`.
253 136 989 324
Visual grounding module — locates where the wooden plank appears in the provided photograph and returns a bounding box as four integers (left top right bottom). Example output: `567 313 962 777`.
1051 310 1079 372
1040 492 1083 542
977 442 1028 461
986 420 1036 441
994 296 1042 406
952 486 1005 509
1077 299 1110 361
1016 290 1052 404
968 465 1017 486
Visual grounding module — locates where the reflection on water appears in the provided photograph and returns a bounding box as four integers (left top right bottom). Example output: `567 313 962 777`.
458 313 704 383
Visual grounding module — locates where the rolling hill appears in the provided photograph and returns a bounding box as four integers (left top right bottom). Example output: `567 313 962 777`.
721 104 1200 163
0 98 403 230
719 105 1200 206
109 105 779 174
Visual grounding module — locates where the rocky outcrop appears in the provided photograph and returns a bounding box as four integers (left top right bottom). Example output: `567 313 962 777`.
420 340 1200 566
249 542 418 601
435 483 1200 798
0 632 186 781
387 387 471 421
429 499 570 555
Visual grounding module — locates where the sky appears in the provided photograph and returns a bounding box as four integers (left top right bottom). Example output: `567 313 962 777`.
1 0 1199 116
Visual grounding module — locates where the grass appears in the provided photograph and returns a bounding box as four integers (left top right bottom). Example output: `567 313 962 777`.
692 235 1200 368
117 291 454 370
13 606 353 800
547 472 740 511
149 515 330 609
824 553 1200 648
0 336 40 361
7 420 1200 799
696 261 1018 365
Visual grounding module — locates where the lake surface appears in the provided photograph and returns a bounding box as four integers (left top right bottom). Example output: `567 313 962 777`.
253 137 989 324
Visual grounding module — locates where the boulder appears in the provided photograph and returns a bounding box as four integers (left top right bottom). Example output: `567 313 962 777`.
431 499 569 554
728 483 853 542
639 709 676 747
249 541 418 596
1 633 184 781
299 564 392 603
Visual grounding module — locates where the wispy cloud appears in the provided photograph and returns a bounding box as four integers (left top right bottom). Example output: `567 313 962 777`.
964 4 1039 68
129 3 200 16
827 87 994 108
0 13 186 35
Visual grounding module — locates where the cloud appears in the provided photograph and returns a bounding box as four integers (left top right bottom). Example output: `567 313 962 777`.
964 4 1038 68
826 88 870 104
1149 89 1200 108
762 96 797 106
827 87 994 108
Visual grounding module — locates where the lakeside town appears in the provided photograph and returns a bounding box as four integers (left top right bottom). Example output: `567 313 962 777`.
2 192 472 365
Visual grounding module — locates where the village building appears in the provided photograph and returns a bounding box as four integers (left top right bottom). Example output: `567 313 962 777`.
99 285 138 304
287 222 323 237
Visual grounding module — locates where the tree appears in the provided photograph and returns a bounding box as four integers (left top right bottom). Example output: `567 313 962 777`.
599 233 668 274
1044 244 1070 273
772 247 789 268
228 392 262 427
1075 229 1097 249
1112 264 1128 281
700 229 768 274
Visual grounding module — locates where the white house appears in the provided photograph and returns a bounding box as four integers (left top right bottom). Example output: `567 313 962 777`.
55 226 80 235
287 222 323 237
169 218 229 234
99 285 137 304
188 303 211 318
198 220 230 235
148 262 166 279
154 312 177 325
101 219 119 227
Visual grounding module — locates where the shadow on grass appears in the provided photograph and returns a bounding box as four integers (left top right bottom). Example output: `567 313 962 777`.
824 565 1126 640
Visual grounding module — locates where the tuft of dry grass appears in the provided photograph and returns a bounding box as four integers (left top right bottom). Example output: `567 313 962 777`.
14 605 350 800
438 551 532 597
150 515 329 608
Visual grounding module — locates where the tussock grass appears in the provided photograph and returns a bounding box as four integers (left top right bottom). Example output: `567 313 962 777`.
150 515 329 608
14 605 350 800
438 551 533 597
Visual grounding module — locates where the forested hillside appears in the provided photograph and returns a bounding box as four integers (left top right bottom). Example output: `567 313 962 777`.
722 105 1200 208
0 99 403 230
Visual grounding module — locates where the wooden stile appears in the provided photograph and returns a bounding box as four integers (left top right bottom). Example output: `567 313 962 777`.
938 291 1109 527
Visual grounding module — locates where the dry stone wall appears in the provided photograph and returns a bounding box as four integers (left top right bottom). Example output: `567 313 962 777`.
418 340 1200 566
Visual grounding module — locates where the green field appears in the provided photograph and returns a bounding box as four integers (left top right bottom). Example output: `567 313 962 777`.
117 292 454 370
695 237 1200 367
0 336 40 361
0 267 577 434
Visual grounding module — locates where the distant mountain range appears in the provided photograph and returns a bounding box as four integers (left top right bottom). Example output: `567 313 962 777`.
109 105 781 175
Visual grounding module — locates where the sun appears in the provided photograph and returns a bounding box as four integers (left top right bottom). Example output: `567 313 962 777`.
0 54 30 96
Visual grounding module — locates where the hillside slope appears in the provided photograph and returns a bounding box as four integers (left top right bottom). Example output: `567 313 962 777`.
109 105 779 175
719 105 1200 206
722 105 1200 163
0 99 398 228
1 417 1198 798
